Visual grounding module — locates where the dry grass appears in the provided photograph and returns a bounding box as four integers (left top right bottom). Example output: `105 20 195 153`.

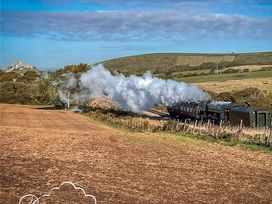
176 55 235 66
85 110 272 147
195 77 272 93
222 64 272 71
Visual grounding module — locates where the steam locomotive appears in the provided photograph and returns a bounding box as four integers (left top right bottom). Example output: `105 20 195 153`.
167 101 272 128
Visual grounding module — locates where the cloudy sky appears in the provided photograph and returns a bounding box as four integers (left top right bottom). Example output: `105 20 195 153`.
1 0 272 70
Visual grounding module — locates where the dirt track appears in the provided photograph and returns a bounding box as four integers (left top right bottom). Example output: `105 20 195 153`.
1 104 272 203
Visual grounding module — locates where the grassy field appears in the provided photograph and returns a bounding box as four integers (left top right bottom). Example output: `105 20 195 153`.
195 78 272 93
164 64 272 76
176 70 272 83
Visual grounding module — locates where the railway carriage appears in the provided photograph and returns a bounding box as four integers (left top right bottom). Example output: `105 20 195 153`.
167 101 271 128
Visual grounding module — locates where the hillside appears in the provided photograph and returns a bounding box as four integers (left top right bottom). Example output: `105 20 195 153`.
100 52 272 74
0 67 58 105
1 53 272 110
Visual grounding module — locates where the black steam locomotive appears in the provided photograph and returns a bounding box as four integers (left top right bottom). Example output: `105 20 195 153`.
167 101 271 128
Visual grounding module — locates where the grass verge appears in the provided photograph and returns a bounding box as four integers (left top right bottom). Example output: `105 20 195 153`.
84 112 272 153
172 131 272 153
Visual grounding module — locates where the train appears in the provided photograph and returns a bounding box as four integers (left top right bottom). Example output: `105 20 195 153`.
167 101 272 128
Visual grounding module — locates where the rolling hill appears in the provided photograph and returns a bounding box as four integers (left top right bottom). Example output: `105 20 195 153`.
1 52 271 110
100 52 272 74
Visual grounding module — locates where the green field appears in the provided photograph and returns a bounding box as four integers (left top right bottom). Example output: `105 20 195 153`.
175 70 272 83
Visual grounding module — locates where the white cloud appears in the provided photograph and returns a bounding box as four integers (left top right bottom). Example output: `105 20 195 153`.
1 10 272 41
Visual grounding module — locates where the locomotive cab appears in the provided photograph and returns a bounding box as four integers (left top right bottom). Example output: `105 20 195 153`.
206 102 238 124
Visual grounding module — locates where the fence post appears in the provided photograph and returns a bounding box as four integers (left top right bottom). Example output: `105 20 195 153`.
239 119 243 129
192 120 197 134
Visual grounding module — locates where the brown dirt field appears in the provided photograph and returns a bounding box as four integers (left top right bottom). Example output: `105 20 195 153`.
1 104 272 203
195 77 272 93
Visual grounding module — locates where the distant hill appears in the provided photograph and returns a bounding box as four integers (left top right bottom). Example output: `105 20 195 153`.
100 52 272 74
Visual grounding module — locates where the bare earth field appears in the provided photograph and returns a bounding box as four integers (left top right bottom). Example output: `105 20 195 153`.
1 104 272 203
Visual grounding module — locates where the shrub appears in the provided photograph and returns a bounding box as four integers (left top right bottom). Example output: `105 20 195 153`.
243 68 249 72
214 88 272 111
222 68 239 74
0 80 58 105
0 72 17 82
50 63 90 79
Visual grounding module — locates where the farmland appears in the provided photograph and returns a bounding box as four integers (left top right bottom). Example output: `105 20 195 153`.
102 52 272 74
195 78 272 93
176 70 272 83
1 104 272 203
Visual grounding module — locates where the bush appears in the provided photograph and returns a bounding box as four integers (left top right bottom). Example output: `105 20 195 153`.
215 88 272 111
23 70 40 78
0 72 17 82
184 73 197 77
50 63 90 79
259 66 272 71
0 80 58 105
243 69 249 72
222 68 239 74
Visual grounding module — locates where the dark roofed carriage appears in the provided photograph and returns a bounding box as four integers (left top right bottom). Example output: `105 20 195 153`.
167 101 207 121
167 101 271 128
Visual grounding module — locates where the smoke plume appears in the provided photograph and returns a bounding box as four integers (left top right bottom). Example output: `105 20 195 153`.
52 73 78 105
80 64 209 113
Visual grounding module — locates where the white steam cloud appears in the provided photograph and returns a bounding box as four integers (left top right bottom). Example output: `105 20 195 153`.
52 73 78 106
80 64 209 113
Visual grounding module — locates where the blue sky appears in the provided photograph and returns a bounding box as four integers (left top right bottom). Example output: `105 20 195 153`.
1 0 272 70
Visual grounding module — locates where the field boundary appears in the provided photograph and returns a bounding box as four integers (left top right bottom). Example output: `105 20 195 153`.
84 110 272 152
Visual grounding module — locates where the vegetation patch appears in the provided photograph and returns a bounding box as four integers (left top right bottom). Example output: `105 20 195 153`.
84 107 272 150
0 69 59 105
210 87 272 111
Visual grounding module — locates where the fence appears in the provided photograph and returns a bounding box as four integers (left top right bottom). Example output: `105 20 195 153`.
86 110 272 147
